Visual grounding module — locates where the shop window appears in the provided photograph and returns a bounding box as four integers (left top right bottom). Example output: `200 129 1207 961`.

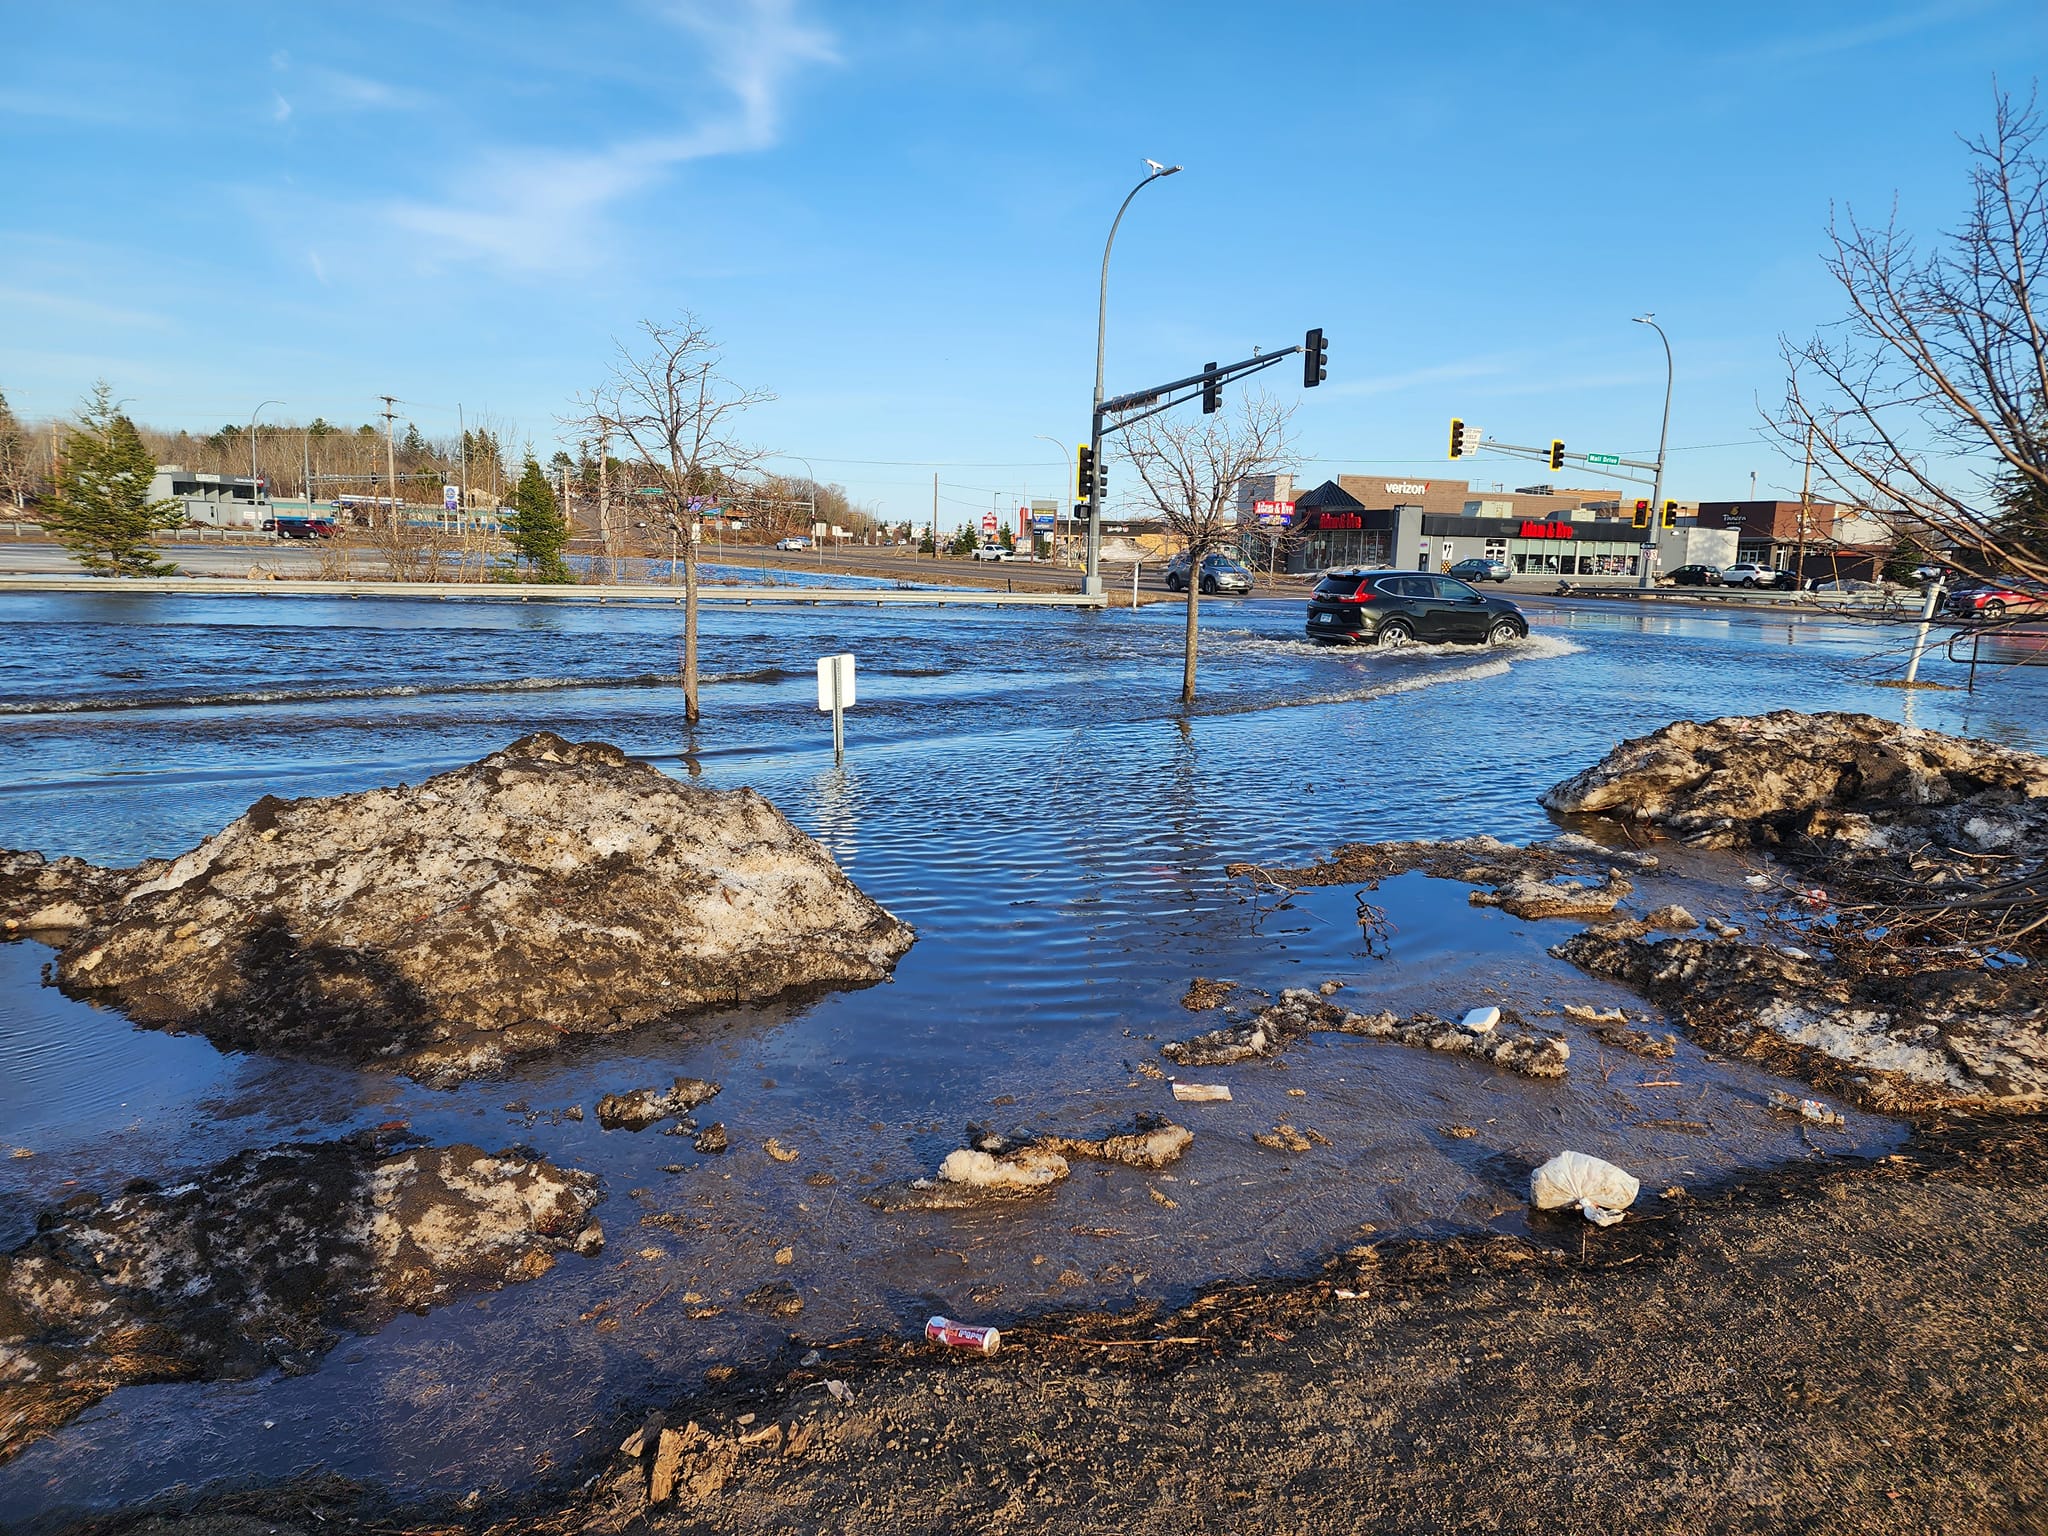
1483 538 1507 560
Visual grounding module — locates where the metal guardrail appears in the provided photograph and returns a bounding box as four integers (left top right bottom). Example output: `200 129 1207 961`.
1946 616 2048 691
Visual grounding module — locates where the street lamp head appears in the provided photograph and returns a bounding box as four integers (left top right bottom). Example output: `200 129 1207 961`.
1631 314 1655 325
1143 159 1182 177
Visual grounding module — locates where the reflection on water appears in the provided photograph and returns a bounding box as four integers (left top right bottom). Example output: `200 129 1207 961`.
0 593 2040 1517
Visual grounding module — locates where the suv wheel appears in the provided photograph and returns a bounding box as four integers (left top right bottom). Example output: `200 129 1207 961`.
1486 617 1526 645
1165 574 1182 592
1198 576 1215 595
1984 599 2007 617
1376 618 1416 649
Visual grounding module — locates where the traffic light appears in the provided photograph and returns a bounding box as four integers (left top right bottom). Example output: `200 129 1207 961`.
1661 499 1678 529
1548 439 1565 471
1448 418 1468 459
1201 362 1220 415
1075 444 1094 503
1632 498 1651 528
1304 327 1328 388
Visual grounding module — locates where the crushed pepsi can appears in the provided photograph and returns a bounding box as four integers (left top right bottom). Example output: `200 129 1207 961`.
925 1315 1001 1354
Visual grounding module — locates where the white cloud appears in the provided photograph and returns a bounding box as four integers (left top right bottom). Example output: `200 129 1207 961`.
381 0 836 273
313 68 426 111
271 92 293 124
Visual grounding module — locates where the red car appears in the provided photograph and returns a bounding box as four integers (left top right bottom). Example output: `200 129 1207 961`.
1945 581 2048 619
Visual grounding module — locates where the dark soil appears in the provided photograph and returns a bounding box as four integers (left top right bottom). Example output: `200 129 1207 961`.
33 1116 2048 1536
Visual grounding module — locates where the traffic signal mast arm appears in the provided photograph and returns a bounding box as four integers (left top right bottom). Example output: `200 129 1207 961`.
1097 342 1305 436
1462 431 1661 485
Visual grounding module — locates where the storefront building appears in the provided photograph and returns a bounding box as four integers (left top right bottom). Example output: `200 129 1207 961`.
1273 477 1649 577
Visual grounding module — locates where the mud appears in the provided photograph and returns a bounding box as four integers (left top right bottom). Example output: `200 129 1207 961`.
11 732 915 1085
0 1133 602 1462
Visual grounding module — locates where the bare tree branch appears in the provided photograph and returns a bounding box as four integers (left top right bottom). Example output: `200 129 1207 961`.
584 315 774 721
1772 87 2048 585
1118 392 1295 702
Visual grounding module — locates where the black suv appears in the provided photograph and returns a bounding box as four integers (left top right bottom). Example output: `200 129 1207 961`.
1306 569 1529 647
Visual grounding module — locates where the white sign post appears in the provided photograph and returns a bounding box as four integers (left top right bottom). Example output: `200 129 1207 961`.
816 653 856 764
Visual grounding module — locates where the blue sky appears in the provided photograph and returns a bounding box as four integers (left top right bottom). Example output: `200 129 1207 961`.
2 1 2042 526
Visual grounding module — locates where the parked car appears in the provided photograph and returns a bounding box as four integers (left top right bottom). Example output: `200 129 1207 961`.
263 516 335 540
773 536 809 551
1945 580 2048 619
1664 563 1724 587
1305 569 1529 647
970 543 1013 561
1720 562 1796 589
1163 552 1253 594
1448 556 1511 584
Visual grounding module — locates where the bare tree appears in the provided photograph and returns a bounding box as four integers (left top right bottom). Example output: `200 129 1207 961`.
0 390 32 510
1119 393 1295 703
591 316 772 721
1777 88 2048 585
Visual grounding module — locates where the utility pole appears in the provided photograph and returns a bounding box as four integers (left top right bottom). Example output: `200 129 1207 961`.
301 431 311 507
931 471 939 558
458 403 469 529
380 395 399 531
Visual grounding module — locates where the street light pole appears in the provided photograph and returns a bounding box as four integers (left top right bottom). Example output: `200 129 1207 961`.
250 399 282 523
1631 316 1672 589
1033 433 1069 562
1087 160 1181 596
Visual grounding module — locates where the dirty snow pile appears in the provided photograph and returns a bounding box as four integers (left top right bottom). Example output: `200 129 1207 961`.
1540 709 2048 849
1556 931 2046 1112
8 732 916 1084
0 1132 602 1461
867 1118 1193 1211
1165 987 1571 1079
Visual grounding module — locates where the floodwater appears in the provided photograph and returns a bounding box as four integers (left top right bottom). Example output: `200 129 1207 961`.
0 589 2040 1518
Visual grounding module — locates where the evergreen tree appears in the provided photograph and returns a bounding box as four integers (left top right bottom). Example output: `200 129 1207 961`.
997 523 1016 552
506 453 570 580
1993 451 2048 571
44 383 180 575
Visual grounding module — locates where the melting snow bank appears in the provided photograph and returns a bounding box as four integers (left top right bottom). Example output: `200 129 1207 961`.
867 1118 1193 1211
0 1131 602 1462
1227 712 2047 1116
1541 707 2048 848
1556 932 2046 1113
1 732 914 1085
1164 987 1571 1079
1228 833 1656 920
1541 711 2048 1114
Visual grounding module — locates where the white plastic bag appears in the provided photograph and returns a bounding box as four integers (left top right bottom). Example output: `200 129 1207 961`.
1530 1150 1639 1226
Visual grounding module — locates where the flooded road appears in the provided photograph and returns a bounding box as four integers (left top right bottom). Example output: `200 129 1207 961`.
0 591 2040 1516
